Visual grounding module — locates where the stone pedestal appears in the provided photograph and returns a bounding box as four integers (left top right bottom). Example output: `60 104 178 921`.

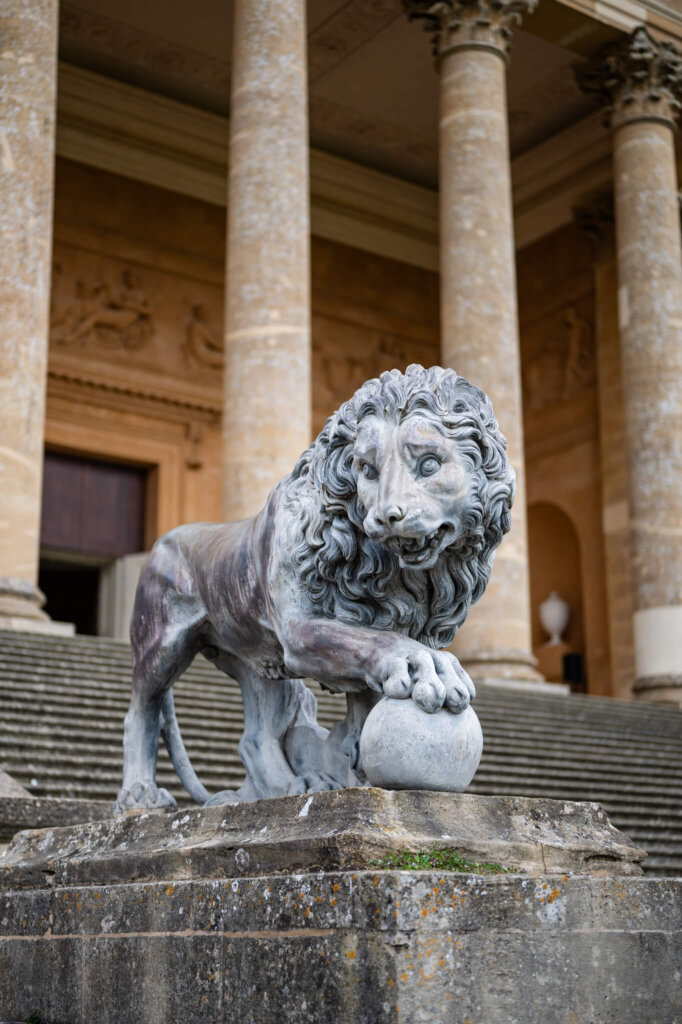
2 790 678 1024
0 2 58 629
222 0 312 520
404 0 541 686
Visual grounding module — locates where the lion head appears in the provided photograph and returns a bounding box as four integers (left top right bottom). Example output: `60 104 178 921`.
288 364 515 649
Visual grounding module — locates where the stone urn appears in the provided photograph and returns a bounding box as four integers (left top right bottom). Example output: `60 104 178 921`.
359 698 483 792
539 590 570 645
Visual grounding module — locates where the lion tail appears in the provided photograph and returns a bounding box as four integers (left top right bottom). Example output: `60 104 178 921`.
160 691 211 805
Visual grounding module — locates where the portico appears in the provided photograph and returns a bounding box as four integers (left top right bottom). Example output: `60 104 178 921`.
2 0 682 702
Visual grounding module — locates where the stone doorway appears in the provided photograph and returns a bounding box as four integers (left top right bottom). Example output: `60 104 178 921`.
39 451 148 634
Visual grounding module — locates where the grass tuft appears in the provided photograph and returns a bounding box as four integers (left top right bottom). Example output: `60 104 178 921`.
369 849 516 875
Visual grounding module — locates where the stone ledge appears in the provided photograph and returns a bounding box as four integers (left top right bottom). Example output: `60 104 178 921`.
0 797 112 844
0 789 644 891
0 772 30 800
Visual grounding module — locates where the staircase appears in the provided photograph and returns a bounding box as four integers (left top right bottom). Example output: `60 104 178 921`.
1 630 680 875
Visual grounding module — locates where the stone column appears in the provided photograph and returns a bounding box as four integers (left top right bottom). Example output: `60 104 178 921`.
0 1 58 629
223 0 311 521
404 0 541 684
578 28 682 704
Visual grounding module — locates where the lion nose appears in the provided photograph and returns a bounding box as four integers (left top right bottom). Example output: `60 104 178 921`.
375 505 405 529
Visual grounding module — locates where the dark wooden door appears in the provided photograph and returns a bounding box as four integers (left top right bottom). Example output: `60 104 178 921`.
40 452 147 557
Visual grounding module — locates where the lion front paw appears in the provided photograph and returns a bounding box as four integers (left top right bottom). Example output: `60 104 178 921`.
378 647 475 714
114 781 178 814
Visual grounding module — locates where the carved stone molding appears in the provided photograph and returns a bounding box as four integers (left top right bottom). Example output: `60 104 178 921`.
573 189 615 262
403 0 538 63
575 26 682 129
47 366 221 420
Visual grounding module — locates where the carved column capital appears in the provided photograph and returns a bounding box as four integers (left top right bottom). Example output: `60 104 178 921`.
576 26 682 129
403 0 537 64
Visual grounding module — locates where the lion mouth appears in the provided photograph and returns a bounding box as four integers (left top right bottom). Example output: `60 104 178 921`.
385 524 454 569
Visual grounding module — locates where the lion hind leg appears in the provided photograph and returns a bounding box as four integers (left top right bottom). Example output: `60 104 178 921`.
116 563 205 813
232 667 309 800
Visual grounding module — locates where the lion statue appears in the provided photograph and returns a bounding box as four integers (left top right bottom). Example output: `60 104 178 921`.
115 364 515 812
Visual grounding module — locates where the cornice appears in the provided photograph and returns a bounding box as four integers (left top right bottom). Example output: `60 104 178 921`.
47 358 221 420
56 62 615 266
556 0 682 41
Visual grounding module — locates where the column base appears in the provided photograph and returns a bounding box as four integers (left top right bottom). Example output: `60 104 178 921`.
633 675 682 706
0 576 74 637
457 646 559 691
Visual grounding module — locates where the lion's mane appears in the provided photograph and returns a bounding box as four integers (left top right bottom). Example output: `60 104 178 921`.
286 364 515 649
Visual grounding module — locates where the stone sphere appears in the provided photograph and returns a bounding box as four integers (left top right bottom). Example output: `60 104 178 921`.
359 698 483 792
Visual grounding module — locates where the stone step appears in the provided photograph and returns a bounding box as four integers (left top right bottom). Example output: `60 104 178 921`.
2 630 682 876
3 690 681 760
3 726 681 777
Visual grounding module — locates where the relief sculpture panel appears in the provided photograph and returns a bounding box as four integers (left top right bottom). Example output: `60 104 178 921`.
49 247 225 405
523 305 595 413
51 268 154 351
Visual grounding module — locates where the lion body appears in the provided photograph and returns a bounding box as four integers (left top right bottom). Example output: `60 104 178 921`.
116 365 515 811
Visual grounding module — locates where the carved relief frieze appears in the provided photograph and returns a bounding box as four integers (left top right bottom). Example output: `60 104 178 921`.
314 317 432 426
524 307 595 413
50 267 154 351
186 305 224 369
49 244 225 419
59 3 230 101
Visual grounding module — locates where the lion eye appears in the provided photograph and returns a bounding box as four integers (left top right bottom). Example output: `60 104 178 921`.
361 462 378 481
418 456 441 477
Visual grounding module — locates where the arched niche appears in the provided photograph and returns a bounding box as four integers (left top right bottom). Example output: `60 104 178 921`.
528 502 585 686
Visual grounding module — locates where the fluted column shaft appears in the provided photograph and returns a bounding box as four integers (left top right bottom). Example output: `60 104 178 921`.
404 0 540 682
223 0 311 520
578 28 682 703
0 0 58 626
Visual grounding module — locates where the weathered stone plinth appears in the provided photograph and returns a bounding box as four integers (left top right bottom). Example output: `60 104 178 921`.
1 791 678 1024
0 790 643 888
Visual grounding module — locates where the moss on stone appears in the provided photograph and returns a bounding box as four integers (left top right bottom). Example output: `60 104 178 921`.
369 849 516 875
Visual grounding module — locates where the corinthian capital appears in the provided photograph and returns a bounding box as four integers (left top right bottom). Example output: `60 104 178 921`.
403 0 537 63
576 27 682 129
